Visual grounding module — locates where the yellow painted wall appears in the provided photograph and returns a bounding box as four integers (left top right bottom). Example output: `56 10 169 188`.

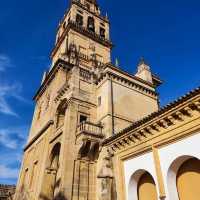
177 158 200 200
138 172 158 200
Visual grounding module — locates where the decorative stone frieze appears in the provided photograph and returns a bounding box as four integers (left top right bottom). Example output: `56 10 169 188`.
54 82 70 103
80 68 92 81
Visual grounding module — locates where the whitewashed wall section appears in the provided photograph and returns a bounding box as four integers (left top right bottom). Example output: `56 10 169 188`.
159 133 200 200
124 152 160 200
123 132 200 200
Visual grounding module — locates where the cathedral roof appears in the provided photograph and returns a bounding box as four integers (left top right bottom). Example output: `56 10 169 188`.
104 86 200 144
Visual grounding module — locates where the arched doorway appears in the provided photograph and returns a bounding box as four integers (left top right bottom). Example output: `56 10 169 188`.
177 158 200 200
137 172 157 200
56 99 68 128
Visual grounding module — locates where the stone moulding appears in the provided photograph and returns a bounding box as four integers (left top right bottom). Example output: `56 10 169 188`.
54 82 70 103
103 87 200 152
33 59 73 101
24 120 54 152
96 68 157 98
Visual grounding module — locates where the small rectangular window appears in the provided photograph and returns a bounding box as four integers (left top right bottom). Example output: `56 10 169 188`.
98 96 101 106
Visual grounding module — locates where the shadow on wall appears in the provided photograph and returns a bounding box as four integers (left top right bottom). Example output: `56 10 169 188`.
39 192 68 200
39 178 68 200
15 179 68 200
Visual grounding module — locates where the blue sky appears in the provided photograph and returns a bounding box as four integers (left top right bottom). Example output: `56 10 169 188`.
1 0 200 184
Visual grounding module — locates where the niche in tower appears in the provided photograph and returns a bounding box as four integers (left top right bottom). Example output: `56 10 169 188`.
76 13 83 26
100 27 105 38
87 16 95 32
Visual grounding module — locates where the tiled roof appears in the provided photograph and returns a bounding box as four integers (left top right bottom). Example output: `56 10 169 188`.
104 86 200 144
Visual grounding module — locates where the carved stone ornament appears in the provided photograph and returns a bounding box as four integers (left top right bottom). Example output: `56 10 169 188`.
98 150 115 200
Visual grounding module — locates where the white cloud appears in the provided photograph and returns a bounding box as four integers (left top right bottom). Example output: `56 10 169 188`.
0 126 28 149
0 54 13 71
0 83 23 117
0 55 31 116
0 126 28 182
0 165 19 179
0 96 18 117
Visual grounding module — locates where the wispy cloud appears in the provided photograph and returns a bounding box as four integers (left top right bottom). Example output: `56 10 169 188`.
0 125 28 183
0 54 31 117
0 165 19 179
0 126 28 149
0 54 13 71
0 83 24 117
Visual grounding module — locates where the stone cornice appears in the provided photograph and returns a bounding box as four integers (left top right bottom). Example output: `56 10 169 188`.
97 65 158 98
103 87 200 152
102 63 162 88
24 120 54 152
33 59 73 101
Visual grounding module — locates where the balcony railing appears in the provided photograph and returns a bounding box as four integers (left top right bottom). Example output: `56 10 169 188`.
77 121 104 138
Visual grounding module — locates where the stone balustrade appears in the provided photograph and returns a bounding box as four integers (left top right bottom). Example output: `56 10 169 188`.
77 121 104 138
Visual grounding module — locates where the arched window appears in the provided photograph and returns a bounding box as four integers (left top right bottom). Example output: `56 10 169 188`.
87 16 95 32
56 100 67 128
100 27 105 38
177 158 200 200
50 143 61 170
137 172 157 200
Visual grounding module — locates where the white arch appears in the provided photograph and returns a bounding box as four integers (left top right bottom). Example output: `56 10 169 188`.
167 155 199 200
128 169 156 200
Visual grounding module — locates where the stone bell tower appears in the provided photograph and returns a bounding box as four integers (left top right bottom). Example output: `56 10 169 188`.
51 0 112 66
15 1 114 200
14 1 161 200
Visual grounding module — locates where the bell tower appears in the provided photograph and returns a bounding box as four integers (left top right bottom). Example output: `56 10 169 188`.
14 1 162 200
51 0 112 67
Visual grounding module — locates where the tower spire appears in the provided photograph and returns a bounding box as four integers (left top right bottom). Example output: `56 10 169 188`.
135 57 153 84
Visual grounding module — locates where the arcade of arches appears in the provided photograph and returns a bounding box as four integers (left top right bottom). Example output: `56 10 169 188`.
129 157 200 200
